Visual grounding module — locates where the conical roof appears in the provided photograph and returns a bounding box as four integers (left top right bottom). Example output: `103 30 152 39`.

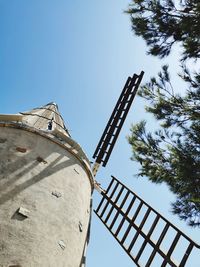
20 102 70 137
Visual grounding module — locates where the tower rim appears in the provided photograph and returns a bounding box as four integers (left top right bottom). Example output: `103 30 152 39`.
0 121 94 189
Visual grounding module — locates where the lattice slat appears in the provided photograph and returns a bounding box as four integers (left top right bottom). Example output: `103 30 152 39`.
93 71 144 167
94 176 200 267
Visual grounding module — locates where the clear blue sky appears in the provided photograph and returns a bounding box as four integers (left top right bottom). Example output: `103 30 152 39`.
0 1 199 266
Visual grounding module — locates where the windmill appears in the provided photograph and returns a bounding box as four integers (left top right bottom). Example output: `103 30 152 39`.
0 71 199 267
91 71 200 267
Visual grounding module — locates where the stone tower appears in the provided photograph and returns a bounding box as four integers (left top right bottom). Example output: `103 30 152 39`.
0 103 93 267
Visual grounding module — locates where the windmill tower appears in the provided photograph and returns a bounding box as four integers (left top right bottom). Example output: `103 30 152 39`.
0 103 93 266
0 72 199 267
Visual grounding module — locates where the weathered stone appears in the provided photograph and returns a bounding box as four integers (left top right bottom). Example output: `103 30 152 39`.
36 156 47 164
52 191 62 198
0 138 6 143
58 240 66 250
0 121 93 266
16 147 27 153
17 207 30 218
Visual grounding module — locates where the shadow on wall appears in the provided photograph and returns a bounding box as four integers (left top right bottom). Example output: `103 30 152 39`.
0 138 76 206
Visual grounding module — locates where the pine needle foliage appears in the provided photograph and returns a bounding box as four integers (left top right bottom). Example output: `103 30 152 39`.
126 0 200 60
126 0 200 227
128 66 200 226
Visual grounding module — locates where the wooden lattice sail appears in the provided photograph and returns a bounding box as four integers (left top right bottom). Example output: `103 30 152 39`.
92 71 144 176
94 176 200 267
92 72 200 266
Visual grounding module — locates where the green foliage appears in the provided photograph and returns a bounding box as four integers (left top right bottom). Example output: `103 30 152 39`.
126 0 200 59
126 0 200 226
127 66 200 226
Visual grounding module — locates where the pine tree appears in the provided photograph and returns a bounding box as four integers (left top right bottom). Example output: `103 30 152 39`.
126 0 200 60
128 66 200 226
126 1 200 226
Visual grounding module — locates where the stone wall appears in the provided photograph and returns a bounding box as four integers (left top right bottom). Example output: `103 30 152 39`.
0 125 93 267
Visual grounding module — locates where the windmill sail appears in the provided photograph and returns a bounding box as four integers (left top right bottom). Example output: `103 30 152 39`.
92 71 144 174
94 176 200 267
